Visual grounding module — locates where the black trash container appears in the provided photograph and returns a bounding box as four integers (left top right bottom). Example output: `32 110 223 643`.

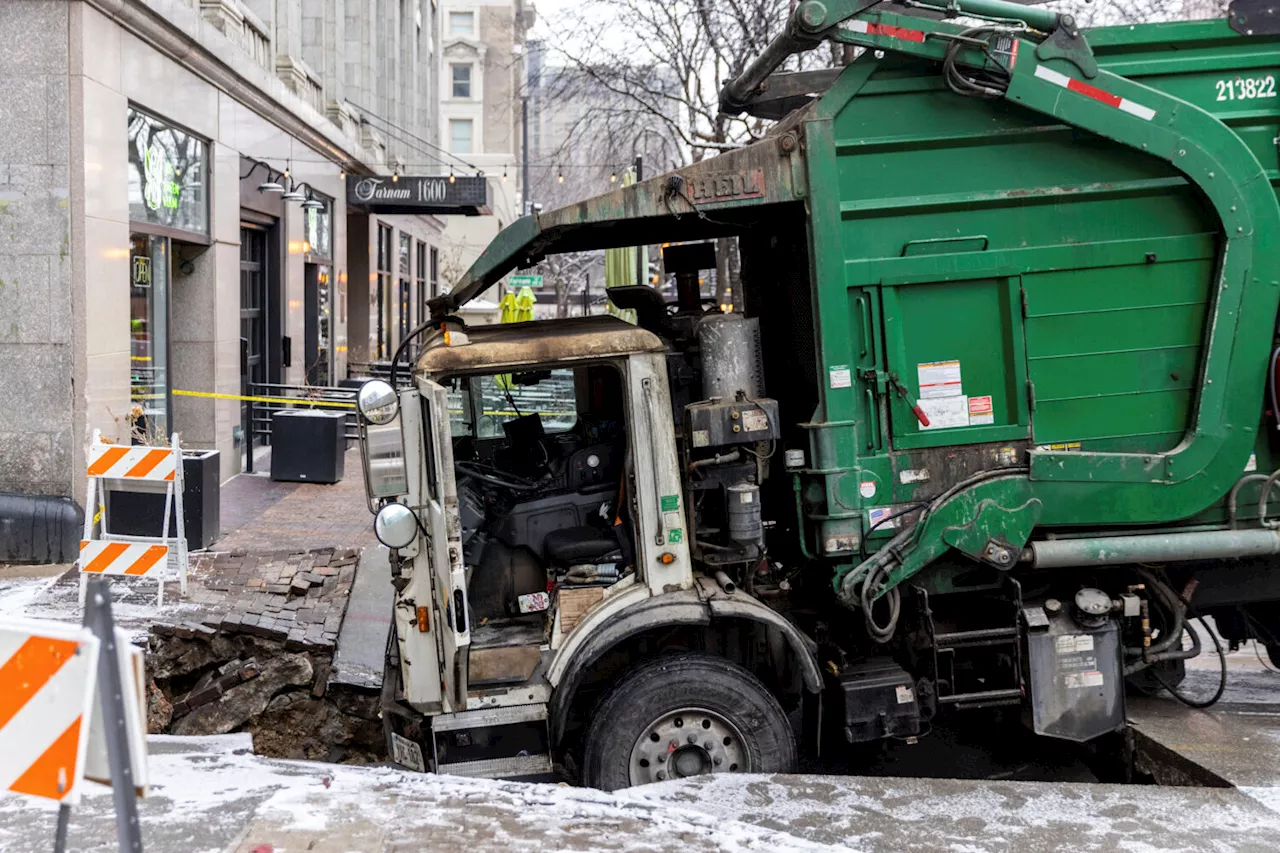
107 449 222 550
270 410 346 484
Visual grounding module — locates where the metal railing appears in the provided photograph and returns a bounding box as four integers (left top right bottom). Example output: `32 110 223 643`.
246 383 361 444
347 360 415 390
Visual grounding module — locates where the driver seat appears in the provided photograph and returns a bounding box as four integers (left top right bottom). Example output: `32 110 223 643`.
543 526 622 566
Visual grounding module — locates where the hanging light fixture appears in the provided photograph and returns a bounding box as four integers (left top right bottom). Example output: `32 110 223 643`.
449 165 456 184
557 166 564 184
610 171 617 183
301 190 324 210
258 162 284 193
281 177 306 202
502 164 508 183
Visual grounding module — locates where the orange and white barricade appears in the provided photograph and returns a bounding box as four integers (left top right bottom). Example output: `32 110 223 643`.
0 618 100 806
80 429 188 607
3 586 150 853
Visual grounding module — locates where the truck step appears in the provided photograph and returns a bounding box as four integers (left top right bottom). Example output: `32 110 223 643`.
437 753 554 779
431 703 547 732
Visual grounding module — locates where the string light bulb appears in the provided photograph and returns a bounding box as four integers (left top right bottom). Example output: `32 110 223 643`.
449 166 456 184
502 165 508 183
610 171 617 183
557 167 564 184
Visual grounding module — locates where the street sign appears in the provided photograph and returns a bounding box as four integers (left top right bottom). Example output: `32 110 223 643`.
508 274 543 289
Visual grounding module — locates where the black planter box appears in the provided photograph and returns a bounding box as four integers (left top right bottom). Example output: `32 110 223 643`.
107 450 221 550
271 410 345 484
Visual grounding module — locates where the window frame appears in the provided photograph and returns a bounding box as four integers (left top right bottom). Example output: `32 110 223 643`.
449 118 474 155
448 9 475 35
451 63 472 99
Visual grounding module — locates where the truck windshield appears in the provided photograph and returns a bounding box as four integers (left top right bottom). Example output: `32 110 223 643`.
446 370 578 438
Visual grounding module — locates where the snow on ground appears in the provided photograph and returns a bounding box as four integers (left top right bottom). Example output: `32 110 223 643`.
632 772 1280 853
0 735 844 853
0 573 58 615
6 732 1280 853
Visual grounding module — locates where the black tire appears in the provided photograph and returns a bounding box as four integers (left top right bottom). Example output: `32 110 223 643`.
1268 644 1280 669
581 652 796 791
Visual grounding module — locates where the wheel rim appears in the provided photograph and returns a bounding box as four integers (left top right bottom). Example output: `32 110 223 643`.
628 707 749 786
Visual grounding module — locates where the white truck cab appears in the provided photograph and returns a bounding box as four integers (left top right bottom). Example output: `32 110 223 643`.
358 316 816 787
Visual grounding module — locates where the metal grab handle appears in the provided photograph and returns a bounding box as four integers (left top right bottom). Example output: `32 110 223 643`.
855 294 872 359
642 378 665 546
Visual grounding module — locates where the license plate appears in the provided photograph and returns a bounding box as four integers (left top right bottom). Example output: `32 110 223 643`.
390 732 425 772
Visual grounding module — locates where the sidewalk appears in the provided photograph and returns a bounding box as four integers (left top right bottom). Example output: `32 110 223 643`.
1 447 379 628
216 447 377 553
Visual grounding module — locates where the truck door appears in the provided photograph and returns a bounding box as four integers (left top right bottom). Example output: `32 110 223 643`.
421 378 470 709
881 273 1031 449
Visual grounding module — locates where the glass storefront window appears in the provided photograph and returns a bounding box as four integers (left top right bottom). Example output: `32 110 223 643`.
317 266 332 384
375 225 393 360
303 197 332 260
127 108 209 236
129 233 170 442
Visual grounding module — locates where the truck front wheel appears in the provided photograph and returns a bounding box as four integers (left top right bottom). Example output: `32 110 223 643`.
581 652 796 791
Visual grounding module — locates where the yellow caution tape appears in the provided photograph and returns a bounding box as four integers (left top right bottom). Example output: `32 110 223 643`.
171 389 356 408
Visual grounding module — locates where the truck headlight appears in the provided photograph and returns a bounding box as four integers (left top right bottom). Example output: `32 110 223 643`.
358 379 399 424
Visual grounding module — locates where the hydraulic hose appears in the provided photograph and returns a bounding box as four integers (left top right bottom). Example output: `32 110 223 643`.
1151 617 1227 709
1124 623 1200 676
1125 568 1186 661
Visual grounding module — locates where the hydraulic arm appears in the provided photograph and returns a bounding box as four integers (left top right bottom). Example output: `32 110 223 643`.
723 1 1280 614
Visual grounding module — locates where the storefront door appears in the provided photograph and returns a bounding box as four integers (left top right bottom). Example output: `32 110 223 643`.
128 233 170 442
240 225 268 464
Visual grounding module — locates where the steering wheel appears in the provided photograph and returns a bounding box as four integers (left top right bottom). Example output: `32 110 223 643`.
456 460 540 492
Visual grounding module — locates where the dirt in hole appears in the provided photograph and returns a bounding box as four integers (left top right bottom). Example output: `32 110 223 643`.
147 630 385 764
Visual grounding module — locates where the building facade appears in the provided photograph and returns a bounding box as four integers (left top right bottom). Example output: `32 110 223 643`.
438 0 532 287
0 0 465 503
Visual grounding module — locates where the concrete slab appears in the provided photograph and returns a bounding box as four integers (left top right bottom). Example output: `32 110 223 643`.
6 734 1280 853
1130 666 1280 791
329 544 393 690
0 735 842 853
638 773 1280 853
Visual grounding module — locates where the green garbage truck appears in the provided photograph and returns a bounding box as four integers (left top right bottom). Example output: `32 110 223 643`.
354 0 1280 789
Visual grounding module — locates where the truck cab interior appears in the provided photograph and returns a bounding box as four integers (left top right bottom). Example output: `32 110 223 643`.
443 361 634 670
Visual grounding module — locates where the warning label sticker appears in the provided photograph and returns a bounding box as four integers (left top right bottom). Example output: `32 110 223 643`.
918 396 969 431
830 365 852 389
917 360 963 399
1056 634 1095 655
968 395 994 426
742 409 769 432
1064 670 1105 689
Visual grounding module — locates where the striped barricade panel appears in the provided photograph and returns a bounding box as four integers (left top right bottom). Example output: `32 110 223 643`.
78 541 170 577
0 620 100 803
85 443 177 481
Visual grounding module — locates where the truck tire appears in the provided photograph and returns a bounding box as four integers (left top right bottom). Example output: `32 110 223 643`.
580 652 796 791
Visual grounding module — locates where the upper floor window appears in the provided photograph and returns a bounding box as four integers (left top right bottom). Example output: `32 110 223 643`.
448 10 474 36
451 64 472 99
450 119 474 155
